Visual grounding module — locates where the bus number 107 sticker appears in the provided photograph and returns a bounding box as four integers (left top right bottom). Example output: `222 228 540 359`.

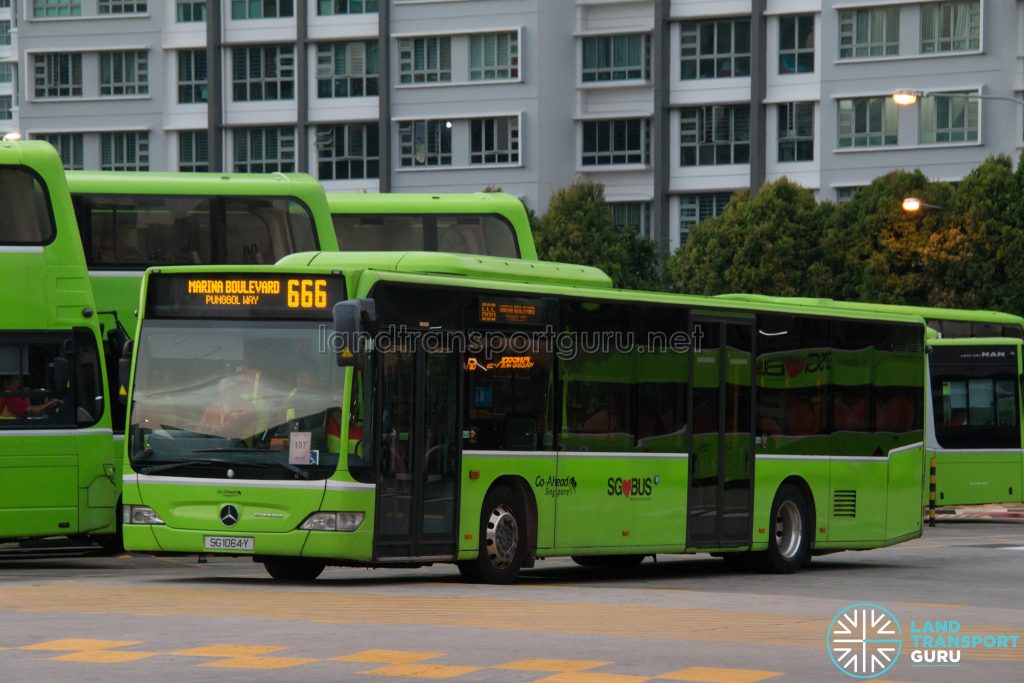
289 431 313 465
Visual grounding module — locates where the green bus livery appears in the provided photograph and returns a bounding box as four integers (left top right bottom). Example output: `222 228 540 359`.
121 253 927 582
0 140 119 545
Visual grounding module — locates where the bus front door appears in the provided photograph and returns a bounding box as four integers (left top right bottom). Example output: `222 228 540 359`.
373 347 462 561
687 318 754 549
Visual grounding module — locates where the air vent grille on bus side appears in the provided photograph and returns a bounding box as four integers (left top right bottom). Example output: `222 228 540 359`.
893 327 923 353
833 490 857 518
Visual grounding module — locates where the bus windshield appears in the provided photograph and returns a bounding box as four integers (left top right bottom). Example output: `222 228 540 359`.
128 319 343 480
0 168 55 245
76 194 318 268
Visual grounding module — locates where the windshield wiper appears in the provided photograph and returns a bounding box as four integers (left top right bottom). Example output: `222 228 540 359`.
135 457 236 475
193 447 312 479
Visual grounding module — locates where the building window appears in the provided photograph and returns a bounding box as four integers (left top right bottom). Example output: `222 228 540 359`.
0 63 12 83
680 105 750 166
98 1 147 13
176 0 206 22
470 32 519 81
839 7 899 58
33 0 80 17
317 122 379 180
582 33 649 82
471 117 519 165
779 14 814 73
233 45 294 101
318 0 377 13
919 92 978 143
921 1 980 53
835 187 860 203
0 95 11 121
398 120 452 167
679 193 732 244
233 127 295 173
178 49 208 103
34 53 82 98
101 132 149 171
178 130 208 172
100 51 148 96
778 102 814 162
231 0 292 19
611 202 652 239
398 37 451 84
838 97 898 148
316 41 378 98
680 19 750 79
0 21 10 47
581 119 650 166
35 133 84 170
0 1 9 7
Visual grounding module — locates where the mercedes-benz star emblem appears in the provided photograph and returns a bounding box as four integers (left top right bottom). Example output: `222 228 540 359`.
220 504 239 527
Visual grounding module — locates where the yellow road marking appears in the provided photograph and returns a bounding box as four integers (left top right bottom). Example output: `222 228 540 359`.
19 639 142 651
335 649 445 664
201 656 318 670
361 663 482 678
171 644 287 657
51 650 158 664
494 659 609 672
529 672 650 683
657 666 783 682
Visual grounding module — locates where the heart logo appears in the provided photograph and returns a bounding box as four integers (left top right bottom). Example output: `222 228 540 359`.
785 359 805 378
622 479 632 498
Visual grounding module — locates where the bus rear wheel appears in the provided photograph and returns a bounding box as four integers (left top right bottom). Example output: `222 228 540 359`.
263 558 326 582
458 485 526 584
761 483 811 573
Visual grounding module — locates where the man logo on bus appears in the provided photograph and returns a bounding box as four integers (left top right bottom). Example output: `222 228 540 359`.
827 602 902 679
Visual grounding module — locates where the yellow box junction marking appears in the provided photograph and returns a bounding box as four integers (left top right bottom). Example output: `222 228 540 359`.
495 659 610 672
18 639 143 651
51 650 158 664
335 649 445 664
657 667 784 683
170 644 287 658
201 655 319 670
360 663 483 679
530 673 651 683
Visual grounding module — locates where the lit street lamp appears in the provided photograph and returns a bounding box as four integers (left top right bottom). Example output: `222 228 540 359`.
901 197 943 213
893 89 1024 108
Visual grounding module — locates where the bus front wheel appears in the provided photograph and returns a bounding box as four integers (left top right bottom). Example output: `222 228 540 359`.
762 484 812 573
263 558 326 582
458 485 526 584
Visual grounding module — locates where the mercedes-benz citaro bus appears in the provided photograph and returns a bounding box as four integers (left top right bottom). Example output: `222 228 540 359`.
327 192 538 260
720 295 1024 508
121 252 929 583
0 139 119 547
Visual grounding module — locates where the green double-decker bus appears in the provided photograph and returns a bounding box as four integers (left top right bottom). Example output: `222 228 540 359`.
721 295 1024 508
121 253 927 582
0 140 119 545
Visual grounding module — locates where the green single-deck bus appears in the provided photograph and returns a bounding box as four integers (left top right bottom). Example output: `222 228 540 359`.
0 139 119 545
327 192 537 260
720 295 1024 508
121 253 927 582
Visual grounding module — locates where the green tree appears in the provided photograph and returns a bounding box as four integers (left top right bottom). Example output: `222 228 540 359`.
535 179 660 290
665 178 833 296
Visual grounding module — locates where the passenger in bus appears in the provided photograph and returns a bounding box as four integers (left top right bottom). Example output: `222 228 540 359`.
0 375 62 420
197 369 265 438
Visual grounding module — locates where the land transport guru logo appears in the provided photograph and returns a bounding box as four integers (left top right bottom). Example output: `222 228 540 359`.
827 602 902 679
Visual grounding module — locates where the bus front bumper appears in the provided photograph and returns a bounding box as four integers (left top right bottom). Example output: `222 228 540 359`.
124 524 374 562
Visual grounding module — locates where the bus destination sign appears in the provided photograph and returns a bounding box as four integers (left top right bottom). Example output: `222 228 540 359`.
147 273 346 320
478 296 551 326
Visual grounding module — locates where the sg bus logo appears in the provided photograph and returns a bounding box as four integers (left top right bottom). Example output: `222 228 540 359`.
827 602 902 679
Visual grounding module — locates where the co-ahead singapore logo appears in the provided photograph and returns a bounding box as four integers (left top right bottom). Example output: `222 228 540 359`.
827 603 903 679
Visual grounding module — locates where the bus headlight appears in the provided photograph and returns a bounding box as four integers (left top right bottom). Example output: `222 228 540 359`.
299 512 364 532
124 505 165 525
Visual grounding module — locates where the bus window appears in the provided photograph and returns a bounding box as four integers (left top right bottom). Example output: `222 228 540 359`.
932 374 1020 449
73 330 104 427
0 335 74 427
334 214 518 257
0 168 55 245
436 216 517 257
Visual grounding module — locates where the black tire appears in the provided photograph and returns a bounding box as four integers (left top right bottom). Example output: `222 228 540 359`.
571 555 645 569
760 483 812 573
263 558 326 581
459 485 526 584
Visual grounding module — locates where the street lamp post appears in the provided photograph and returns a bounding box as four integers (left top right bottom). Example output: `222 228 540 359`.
901 197 944 213
892 89 1024 108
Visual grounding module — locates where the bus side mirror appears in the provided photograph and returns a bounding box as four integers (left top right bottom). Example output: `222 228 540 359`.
49 357 70 397
333 299 376 368
118 340 133 405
